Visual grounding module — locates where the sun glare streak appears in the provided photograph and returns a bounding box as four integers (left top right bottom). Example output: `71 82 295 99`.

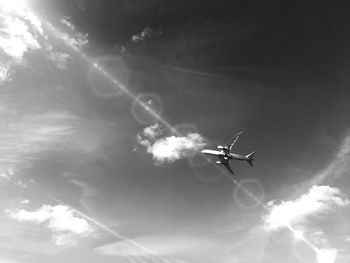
293 229 304 241
44 22 177 136
53 198 171 263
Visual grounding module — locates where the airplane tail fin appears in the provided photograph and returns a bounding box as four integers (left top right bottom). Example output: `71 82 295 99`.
246 151 255 167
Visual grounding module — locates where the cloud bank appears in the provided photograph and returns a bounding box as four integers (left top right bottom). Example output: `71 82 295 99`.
0 5 42 82
136 123 207 164
0 13 41 61
264 185 349 263
6 204 95 246
264 185 349 230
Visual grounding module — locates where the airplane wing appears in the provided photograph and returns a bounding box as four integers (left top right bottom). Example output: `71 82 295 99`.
225 131 243 151
219 156 234 175
223 162 234 175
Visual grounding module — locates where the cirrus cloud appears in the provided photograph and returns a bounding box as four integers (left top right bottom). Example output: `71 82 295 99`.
310 132 350 186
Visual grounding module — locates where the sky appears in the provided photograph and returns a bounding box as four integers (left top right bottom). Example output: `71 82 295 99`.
0 0 349 263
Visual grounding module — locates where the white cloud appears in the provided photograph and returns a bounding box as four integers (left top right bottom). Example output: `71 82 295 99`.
48 51 71 69
264 185 350 230
0 62 12 82
143 123 162 139
0 2 43 81
49 18 88 51
136 123 207 164
309 231 329 247
16 180 27 189
316 248 337 263
131 26 161 43
0 172 10 180
60 17 76 31
150 134 207 163
0 15 40 61
21 199 30 204
0 167 14 180
6 204 94 246
0 0 27 14
0 1 42 34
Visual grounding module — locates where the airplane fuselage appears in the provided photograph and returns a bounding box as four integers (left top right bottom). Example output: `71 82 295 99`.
201 149 247 161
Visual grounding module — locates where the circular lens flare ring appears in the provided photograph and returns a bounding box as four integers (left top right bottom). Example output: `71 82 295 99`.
233 178 265 209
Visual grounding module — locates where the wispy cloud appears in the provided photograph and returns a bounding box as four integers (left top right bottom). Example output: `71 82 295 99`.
6 204 95 246
310 132 350 185
0 111 76 169
264 185 349 230
0 167 13 180
95 234 227 262
60 17 76 31
136 123 207 164
0 62 12 82
21 199 30 204
47 45 71 69
131 26 161 43
49 16 88 50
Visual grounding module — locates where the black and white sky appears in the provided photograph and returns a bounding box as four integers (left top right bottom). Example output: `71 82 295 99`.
0 1 350 263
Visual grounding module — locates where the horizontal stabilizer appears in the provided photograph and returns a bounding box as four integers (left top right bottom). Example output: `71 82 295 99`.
246 151 255 167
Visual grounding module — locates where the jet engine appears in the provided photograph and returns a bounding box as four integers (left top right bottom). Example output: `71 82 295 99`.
216 161 222 165
217 146 224 149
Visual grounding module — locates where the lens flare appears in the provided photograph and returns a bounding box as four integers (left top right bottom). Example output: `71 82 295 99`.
233 178 265 209
293 230 304 241
87 57 129 98
131 93 164 124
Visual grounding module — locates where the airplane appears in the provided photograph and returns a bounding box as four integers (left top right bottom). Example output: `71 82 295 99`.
201 131 255 175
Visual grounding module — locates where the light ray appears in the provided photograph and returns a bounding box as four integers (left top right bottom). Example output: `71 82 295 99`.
52 198 171 263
